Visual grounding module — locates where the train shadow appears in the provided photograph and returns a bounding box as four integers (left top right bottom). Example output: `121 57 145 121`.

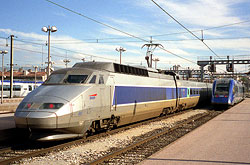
212 105 229 111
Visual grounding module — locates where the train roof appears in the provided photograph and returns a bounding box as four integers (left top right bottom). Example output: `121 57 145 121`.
73 62 115 72
73 62 149 77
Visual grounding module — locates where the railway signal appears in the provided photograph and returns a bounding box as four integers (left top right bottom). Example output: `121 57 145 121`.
226 63 234 72
208 63 216 72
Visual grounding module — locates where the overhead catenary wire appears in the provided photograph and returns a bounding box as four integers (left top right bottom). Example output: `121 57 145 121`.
3 19 249 43
151 0 221 59
2 35 250 45
44 0 198 65
12 38 118 62
35 36 250 44
45 0 148 43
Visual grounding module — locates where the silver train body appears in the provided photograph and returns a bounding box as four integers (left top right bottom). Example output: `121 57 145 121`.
14 62 212 141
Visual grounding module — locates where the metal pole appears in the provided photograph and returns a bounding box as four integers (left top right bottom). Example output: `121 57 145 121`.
120 51 121 64
1 53 4 104
47 27 51 77
200 65 204 82
10 35 14 98
34 66 37 89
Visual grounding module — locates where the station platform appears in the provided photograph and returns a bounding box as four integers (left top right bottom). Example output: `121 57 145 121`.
0 113 15 141
0 113 15 130
141 98 250 165
0 98 22 114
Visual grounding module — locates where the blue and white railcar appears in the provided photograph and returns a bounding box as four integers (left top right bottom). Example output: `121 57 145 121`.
211 78 244 105
14 62 212 141
0 80 43 98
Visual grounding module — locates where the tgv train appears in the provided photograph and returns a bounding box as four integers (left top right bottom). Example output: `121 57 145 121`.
211 78 244 106
14 62 212 141
0 80 43 98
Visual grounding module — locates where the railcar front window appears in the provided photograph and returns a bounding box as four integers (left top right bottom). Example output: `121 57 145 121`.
65 75 88 83
215 83 229 94
45 74 65 84
89 75 96 84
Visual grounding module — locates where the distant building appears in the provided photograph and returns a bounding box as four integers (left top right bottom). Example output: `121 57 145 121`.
0 69 47 82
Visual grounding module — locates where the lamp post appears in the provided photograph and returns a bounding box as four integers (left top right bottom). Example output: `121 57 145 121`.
33 66 38 89
0 50 8 104
152 58 159 69
42 26 57 77
115 47 126 64
63 59 71 68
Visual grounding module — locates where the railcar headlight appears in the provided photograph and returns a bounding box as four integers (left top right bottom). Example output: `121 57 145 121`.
39 103 64 109
17 102 33 110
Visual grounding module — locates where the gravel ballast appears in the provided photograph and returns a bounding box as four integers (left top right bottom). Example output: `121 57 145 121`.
17 110 208 165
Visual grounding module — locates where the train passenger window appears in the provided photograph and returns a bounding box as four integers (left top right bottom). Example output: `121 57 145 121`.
66 75 88 83
13 85 21 91
99 75 104 84
3 85 10 91
89 75 96 84
29 85 32 91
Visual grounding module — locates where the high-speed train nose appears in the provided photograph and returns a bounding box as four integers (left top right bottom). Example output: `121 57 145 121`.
15 111 59 129
14 95 68 129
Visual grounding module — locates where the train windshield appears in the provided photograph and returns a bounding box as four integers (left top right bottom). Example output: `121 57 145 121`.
44 74 89 84
45 74 65 84
65 75 88 83
215 83 229 94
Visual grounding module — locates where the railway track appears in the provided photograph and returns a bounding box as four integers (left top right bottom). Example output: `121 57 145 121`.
0 108 219 164
89 110 221 164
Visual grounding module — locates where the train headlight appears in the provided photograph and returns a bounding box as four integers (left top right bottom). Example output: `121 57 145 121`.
17 102 34 110
39 103 64 110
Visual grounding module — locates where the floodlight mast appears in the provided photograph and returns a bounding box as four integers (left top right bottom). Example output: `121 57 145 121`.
42 26 57 78
115 47 126 64
0 50 8 104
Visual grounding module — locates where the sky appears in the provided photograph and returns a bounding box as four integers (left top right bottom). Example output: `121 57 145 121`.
0 0 250 73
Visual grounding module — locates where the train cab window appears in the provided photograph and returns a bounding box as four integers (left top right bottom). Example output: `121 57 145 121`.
89 75 97 84
45 74 65 84
29 85 32 91
215 83 229 95
99 75 104 84
66 75 88 83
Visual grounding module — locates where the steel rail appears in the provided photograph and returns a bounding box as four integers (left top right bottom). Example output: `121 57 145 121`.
89 112 210 165
0 109 193 164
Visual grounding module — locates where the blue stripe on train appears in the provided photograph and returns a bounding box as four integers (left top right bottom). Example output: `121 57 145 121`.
112 86 190 105
1 80 43 84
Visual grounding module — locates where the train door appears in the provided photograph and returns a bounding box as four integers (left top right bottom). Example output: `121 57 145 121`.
98 74 110 112
20 84 29 96
109 76 115 112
